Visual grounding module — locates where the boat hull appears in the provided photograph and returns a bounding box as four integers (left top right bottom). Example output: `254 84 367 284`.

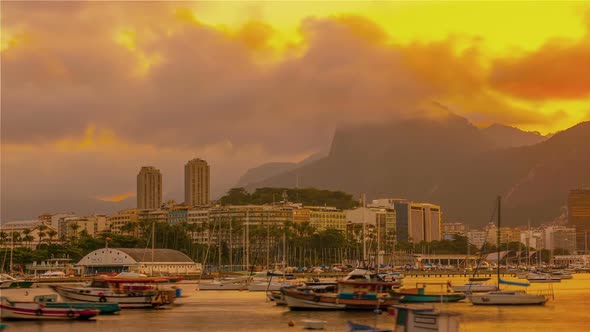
0 299 98 320
469 292 547 305
51 285 174 308
451 284 498 293
398 293 466 303
282 289 400 311
0 281 34 289
197 282 248 290
42 302 121 315
248 282 292 292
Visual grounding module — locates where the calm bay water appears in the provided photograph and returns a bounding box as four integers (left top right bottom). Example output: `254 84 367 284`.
3 274 590 332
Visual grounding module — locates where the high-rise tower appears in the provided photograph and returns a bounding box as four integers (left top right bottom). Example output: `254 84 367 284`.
568 187 590 254
137 166 162 210
184 158 210 206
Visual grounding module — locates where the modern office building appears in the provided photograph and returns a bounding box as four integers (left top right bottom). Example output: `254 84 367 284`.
184 158 210 206
136 166 162 210
568 188 590 253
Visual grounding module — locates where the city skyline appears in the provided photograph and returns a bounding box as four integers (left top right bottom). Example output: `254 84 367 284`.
2 2 590 221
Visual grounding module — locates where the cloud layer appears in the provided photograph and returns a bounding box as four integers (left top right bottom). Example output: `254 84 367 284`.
2 2 589 220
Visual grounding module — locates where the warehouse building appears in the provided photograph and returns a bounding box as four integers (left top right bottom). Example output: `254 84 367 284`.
77 248 201 276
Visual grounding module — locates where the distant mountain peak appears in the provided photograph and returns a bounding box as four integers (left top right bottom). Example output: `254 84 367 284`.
481 123 547 148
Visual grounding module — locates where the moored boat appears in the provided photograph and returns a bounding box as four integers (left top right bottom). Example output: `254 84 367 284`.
395 283 465 303
468 197 552 306
34 294 121 315
197 276 251 290
50 276 175 308
283 281 402 311
469 290 548 305
526 273 561 283
450 282 498 293
0 274 34 289
0 296 99 320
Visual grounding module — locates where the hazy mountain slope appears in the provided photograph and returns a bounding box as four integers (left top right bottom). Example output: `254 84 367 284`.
249 117 590 227
481 123 547 148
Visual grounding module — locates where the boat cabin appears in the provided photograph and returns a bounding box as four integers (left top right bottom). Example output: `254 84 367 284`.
392 304 461 332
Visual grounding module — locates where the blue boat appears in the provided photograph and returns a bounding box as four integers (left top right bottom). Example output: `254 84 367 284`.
34 294 121 315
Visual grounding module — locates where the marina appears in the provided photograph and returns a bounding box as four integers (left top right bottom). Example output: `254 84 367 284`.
1 273 589 331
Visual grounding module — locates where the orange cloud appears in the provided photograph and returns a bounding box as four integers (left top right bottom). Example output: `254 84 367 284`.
490 36 590 100
96 192 136 202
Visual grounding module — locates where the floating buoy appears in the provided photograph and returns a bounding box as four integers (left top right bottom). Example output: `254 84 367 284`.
288 320 295 327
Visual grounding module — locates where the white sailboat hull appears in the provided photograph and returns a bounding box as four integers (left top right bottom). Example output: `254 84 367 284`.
469 291 547 305
198 282 248 291
248 281 292 292
283 294 346 310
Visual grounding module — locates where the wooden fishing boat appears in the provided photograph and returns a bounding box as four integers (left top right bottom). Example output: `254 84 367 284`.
0 296 99 320
283 281 402 311
50 276 175 308
34 294 121 315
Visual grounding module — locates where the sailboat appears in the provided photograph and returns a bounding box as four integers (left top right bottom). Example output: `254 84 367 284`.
468 196 549 305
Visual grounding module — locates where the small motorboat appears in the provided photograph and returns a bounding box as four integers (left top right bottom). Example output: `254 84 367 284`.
302 319 327 330
34 294 121 315
0 296 99 320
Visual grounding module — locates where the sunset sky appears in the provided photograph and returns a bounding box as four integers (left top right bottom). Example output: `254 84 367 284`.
2 1 590 220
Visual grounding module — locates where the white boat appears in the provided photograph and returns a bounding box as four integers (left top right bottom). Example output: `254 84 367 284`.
302 319 327 330
450 282 498 293
283 292 346 310
248 280 293 292
469 290 548 305
468 197 551 306
526 273 561 283
551 271 573 279
197 276 251 291
0 296 99 320
39 271 67 278
51 277 175 308
0 274 34 289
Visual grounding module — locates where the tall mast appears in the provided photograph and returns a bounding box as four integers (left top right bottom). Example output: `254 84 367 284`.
266 216 270 270
362 194 367 264
246 209 250 271
497 195 501 285
152 220 155 270
375 213 387 273
229 218 233 272
10 224 14 275
218 218 222 274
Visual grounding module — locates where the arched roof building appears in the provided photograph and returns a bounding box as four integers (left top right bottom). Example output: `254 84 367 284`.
77 248 201 276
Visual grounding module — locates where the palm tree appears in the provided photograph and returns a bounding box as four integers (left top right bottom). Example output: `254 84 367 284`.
47 230 58 244
0 231 7 245
36 224 49 245
69 223 80 240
